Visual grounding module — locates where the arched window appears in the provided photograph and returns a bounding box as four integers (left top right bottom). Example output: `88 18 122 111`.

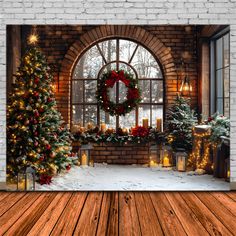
71 38 164 129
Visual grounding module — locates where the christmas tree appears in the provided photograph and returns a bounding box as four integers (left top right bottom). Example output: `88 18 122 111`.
165 95 197 151
7 45 73 182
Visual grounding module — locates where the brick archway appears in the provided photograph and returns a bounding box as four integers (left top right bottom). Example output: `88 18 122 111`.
59 25 177 123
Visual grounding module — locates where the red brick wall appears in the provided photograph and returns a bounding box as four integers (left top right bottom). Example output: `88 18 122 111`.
23 25 198 123
74 143 150 165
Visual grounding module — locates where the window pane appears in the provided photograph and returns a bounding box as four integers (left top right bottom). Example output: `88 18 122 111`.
224 98 230 117
216 98 223 115
72 105 83 125
152 80 163 103
72 80 83 103
216 69 223 98
131 46 162 78
107 82 117 104
119 40 137 62
119 63 136 77
85 80 97 103
151 105 163 128
73 45 103 79
139 80 150 103
138 105 150 126
99 39 116 62
100 110 116 129
224 33 229 67
84 105 97 125
119 110 136 129
216 38 223 70
224 67 230 98
118 81 128 103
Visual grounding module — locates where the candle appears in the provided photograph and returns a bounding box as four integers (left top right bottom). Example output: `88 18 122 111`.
156 118 162 132
163 156 170 167
177 157 185 171
150 160 157 167
100 123 106 133
87 122 93 130
122 128 128 135
81 152 88 166
18 180 26 191
142 118 149 129
227 170 230 178
89 160 94 167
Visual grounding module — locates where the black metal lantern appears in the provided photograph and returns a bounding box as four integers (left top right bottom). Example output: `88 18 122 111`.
79 144 93 166
17 167 36 191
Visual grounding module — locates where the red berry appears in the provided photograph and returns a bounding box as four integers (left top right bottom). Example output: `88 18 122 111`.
45 144 51 150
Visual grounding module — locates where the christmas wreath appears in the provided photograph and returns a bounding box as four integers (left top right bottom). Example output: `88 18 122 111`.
97 70 141 116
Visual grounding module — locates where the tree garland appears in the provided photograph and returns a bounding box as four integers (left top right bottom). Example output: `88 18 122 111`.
97 70 141 116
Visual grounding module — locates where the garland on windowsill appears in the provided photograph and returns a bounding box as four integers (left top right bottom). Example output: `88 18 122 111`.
72 127 165 145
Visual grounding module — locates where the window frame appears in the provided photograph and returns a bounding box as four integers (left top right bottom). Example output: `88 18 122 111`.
71 37 165 129
210 27 230 116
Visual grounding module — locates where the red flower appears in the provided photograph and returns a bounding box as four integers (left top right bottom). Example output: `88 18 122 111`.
39 174 52 185
208 117 213 122
131 126 149 137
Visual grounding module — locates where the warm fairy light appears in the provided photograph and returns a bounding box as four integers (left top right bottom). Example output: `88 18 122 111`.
28 34 38 45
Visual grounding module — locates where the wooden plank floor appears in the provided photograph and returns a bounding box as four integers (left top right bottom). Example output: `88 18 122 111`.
0 192 235 236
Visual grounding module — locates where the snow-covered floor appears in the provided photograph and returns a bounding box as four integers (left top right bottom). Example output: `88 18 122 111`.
36 164 229 191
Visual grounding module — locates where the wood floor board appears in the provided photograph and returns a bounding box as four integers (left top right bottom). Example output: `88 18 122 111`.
50 192 88 236
0 192 235 235
96 192 111 236
195 192 236 235
135 192 164 236
4 193 56 236
106 192 119 236
165 192 209 236
149 192 187 236
119 192 142 236
211 192 236 217
181 192 233 236
0 192 26 218
26 192 72 236
0 192 41 235
73 192 103 235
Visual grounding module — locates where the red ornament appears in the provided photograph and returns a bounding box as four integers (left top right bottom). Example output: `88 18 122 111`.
45 144 51 150
34 141 39 146
33 91 39 98
34 77 40 84
34 111 40 117
39 107 44 113
47 97 53 103
39 174 52 185
39 156 44 161
66 165 71 171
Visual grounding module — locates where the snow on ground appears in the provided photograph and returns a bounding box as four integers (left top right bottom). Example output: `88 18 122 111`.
36 164 229 191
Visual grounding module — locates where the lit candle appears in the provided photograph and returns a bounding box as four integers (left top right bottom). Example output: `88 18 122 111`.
177 156 185 171
89 160 94 167
156 118 162 132
18 180 26 191
227 170 230 178
163 156 170 167
122 128 128 135
87 122 93 130
81 152 88 166
150 160 157 167
142 118 149 129
100 123 106 133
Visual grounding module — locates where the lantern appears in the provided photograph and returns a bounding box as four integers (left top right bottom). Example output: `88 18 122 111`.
176 151 187 172
149 144 159 167
78 144 93 166
17 167 36 191
161 145 173 167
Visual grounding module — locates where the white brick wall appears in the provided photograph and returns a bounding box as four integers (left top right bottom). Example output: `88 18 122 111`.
1 0 236 187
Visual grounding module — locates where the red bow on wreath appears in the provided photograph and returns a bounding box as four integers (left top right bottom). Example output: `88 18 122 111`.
106 70 130 87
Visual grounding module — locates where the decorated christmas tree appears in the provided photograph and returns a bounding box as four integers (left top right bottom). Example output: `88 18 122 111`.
7 45 73 183
165 95 197 151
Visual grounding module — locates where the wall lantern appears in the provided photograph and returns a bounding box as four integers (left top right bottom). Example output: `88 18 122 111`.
180 76 192 93
17 166 36 191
